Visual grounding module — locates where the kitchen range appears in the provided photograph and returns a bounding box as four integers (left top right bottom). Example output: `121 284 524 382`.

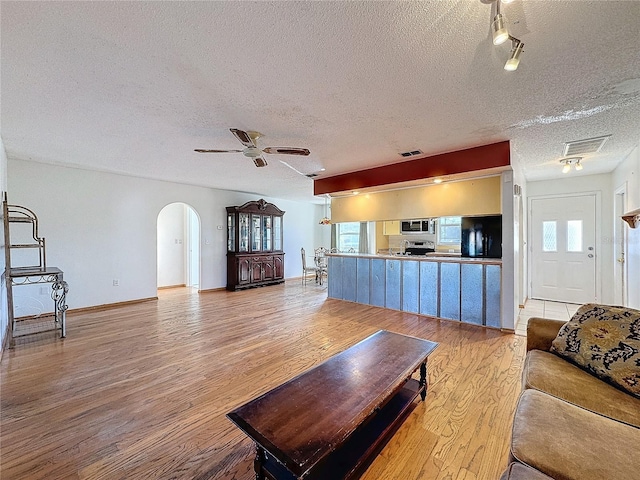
402 240 436 256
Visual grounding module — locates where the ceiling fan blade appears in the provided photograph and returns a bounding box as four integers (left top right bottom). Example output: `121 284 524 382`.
194 149 243 153
253 157 268 168
230 128 255 148
262 147 311 156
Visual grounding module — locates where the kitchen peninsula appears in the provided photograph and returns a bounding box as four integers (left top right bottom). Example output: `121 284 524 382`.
327 252 501 328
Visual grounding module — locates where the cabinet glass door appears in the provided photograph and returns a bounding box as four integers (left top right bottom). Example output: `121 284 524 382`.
227 213 236 251
273 216 282 251
239 213 249 252
262 215 272 251
251 214 262 251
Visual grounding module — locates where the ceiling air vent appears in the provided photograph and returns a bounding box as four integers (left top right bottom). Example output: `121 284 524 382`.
399 150 423 158
563 135 611 156
306 173 318 178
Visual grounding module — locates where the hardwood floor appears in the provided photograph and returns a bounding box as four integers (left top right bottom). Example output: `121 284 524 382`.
1 283 526 480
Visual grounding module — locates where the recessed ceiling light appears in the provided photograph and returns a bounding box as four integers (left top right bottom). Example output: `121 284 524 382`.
320 168 326 171
352 191 359 195
433 178 443 184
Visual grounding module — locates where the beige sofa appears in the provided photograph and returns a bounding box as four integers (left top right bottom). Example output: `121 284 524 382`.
500 316 640 480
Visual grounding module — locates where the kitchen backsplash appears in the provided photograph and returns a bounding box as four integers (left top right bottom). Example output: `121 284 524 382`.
388 234 436 249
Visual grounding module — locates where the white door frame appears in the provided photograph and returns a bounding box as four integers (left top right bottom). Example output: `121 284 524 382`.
614 184 628 305
516 193 526 307
185 205 200 288
157 202 200 291
528 191 602 303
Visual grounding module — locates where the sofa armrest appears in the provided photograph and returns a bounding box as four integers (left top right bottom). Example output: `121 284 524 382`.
526 317 566 352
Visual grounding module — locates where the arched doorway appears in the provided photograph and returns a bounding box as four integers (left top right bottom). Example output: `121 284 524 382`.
157 203 200 290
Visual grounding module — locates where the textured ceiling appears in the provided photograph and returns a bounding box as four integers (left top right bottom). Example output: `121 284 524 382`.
1 1 639 203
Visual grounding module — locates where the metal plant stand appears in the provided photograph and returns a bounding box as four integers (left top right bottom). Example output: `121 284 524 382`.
2 194 69 347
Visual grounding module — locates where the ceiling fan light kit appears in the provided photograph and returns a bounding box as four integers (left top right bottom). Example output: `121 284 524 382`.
489 0 524 71
195 128 310 168
243 147 262 158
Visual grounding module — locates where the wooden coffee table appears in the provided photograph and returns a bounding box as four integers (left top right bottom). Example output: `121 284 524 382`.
227 330 438 480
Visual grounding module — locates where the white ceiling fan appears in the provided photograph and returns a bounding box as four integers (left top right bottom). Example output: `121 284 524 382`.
195 128 310 167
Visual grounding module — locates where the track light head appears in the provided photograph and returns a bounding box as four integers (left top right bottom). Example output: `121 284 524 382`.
504 37 524 71
488 0 526 72
492 14 509 45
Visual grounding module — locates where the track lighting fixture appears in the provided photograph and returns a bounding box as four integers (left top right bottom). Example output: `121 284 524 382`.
492 0 509 46
504 37 524 71
489 0 524 72
560 157 583 173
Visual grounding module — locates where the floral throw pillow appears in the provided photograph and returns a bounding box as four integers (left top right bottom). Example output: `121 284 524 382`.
551 303 640 397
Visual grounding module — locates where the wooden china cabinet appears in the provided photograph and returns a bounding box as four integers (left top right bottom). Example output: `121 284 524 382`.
226 199 285 291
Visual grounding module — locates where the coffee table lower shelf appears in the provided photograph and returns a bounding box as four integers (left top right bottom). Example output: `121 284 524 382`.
257 378 422 480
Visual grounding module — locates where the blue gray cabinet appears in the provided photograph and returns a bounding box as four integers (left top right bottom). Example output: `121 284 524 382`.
461 264 484 325
419 262 439 317
402 260 419 314
440 262 461 321
370 259 386 307
327 254 502 328
385 259 401 310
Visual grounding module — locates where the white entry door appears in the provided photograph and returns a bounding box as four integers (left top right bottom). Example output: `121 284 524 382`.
530 195 597 303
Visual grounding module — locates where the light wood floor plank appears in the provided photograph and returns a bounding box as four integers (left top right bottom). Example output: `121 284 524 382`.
1 283 525 479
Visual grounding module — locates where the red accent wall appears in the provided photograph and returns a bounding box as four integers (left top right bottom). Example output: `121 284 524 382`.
314 141 510 195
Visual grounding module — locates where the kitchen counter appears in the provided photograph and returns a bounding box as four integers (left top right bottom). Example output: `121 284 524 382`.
330 252 502 265
326 252 502 328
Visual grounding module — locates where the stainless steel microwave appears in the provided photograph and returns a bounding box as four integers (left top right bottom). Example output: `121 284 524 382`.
401 219 435 234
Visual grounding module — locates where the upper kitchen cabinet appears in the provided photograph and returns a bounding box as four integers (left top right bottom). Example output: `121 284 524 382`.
383 220 400 235
226 199 285 291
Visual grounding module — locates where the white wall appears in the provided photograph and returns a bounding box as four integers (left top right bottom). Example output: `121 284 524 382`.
511 157 528 307
314 201 332 250
501 170 516 330
0 137 8 352
8 159 324 309
612 145 640 308
188 207 199 287
157 203 187 288
527 173 614 304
